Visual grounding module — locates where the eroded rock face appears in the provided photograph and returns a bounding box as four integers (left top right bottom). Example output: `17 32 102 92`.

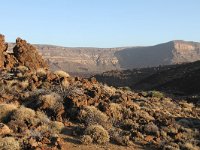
13 38 48 70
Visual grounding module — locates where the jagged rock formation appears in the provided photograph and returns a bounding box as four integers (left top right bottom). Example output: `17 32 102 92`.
0 34 47 71
13 38 48 70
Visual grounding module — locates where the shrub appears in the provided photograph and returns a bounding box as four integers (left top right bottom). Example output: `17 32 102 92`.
78 106 109 128
18 80 29 90
81 135 93 145
0 104 17 122
84 125 110 144
183 142 200 150
11 106 36 125
36 68 47 77
16 65 29 73
54 70 70 78
109 128 132 146
108 103 123 121
102 84 116 95
148 90 165 99
0 137 20 150
37 121 64 134
38 92 63 110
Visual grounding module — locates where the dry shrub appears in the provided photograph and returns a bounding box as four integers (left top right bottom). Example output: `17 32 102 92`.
143 122 159 136
11 106 37 126
0 104 17 122
162 142 180 150
78 106 109 128
61 78 70 88
81 135 93 145
102 84 116 95
35 111 50 124
11 106 36 121
84 125 110 144
36 68 47 77
0 137 20 150
16 65 29 73
183 142 200 150
38 121 64 134
38 92 63 110
18 80 29 90
109 128 132 146
54 70 70 78
108 103 123 121
148 91 165 99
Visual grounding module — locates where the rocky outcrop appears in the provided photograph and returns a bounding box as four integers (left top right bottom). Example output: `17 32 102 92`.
0 34 8 68
13 38 48 70
0 34 17 69
0 34 48 71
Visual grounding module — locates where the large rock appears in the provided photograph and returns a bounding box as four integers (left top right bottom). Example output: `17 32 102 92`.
13 38 48 70
0 34 8 68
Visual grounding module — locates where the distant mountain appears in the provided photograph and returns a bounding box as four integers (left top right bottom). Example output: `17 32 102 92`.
94 60 200 95
8 40 200 75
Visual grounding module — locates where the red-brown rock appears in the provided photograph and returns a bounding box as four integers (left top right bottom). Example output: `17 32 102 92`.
13 38 48 70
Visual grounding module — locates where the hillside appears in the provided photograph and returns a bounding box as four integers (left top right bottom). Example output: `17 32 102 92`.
8 40 200 75
94 60 200 95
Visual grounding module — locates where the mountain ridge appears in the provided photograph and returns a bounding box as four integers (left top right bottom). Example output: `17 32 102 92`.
7 40 200 75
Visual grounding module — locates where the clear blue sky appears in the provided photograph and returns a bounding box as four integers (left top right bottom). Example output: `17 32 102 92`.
0 0 200 47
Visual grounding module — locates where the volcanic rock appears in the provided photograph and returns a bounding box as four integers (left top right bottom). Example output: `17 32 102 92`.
0 34 8 68
13 38 48 70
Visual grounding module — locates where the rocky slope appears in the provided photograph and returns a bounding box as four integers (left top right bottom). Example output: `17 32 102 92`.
8 40 200 75
94 60 200 96
0 35 200 150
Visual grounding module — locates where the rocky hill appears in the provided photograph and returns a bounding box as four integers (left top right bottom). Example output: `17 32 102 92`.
94 60 200 96
0 34 200 150
8 40 200 75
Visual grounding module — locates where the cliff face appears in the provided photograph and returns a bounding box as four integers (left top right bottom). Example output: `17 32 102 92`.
8 40 200 74
172 40 200 64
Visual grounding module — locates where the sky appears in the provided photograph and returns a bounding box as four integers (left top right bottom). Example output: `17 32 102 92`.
0 0 200 47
